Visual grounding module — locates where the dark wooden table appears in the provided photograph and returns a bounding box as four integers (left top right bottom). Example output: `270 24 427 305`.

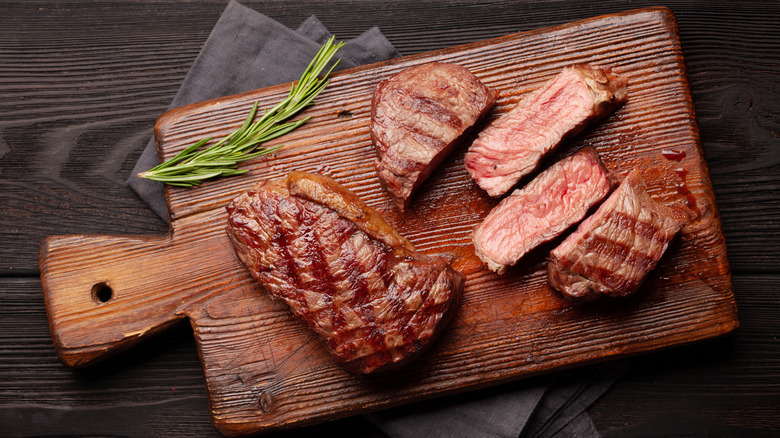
1 1 778 436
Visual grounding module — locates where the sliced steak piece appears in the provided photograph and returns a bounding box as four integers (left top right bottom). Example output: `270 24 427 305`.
371 62 497 209
465 64 627 197
548 170 690 301
226 171 464 374
472 147 613 274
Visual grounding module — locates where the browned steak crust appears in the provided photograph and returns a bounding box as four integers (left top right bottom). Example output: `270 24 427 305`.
226 171 464 374
371 62 497 209
548 170 690 301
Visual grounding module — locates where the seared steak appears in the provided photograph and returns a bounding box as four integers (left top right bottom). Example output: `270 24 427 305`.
473 147 613 274
225 171 464 374
371 62 497 209
548 170 690 301
465 64 627 197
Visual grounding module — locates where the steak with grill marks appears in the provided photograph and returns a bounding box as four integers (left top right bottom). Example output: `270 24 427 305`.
225 171 464 374
465 64 627 197
371 62 497 209
548 170 691 301
472 147 614 274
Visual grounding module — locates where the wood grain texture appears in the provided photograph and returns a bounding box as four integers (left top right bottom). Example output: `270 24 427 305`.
0 277 381 438
37 7 738 435
3 1 779 437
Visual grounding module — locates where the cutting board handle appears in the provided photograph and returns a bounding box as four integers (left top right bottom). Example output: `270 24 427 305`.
39 234 199 368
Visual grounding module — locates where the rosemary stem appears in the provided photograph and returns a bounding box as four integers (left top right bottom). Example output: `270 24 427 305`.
139 36 343 187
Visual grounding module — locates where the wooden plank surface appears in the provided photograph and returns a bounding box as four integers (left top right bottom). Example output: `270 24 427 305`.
37 7 738 435
4 1 778 437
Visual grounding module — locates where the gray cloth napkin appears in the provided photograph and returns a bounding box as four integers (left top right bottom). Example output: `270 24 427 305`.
366 377 549 438
521 362 628 438
367 362 626 438
127 1 621 436
128 0 399 221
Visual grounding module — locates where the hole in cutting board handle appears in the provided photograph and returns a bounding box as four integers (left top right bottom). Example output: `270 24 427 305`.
91 282 113 304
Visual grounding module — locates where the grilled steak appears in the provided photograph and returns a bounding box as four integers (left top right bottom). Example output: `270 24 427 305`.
465 64 627 197
225 171 464 374
548 170 690 301
473 147 613 274
371 62 497 209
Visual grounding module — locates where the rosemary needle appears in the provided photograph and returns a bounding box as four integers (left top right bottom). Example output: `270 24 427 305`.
138 36 344 187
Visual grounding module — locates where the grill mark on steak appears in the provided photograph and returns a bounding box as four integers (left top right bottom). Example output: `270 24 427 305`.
388 88 465 133
465 64 627 197
226 171 463 374
337 238 371 306
548 170 691 301
296 205 334 293
576 234 659 283
472 147 614 274
603 211 679 244
267 196 302 293
371 62 497 209
299 204 352 336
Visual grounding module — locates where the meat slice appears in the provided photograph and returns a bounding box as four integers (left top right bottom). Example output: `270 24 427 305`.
465 64 627 197
548 170 690 301
225 171 464 374
472 147 613 274
371 62 497 209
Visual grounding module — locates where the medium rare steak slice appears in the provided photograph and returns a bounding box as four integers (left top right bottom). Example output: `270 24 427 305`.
465 64 627 197
226 171 464 374
548 170 690 301
472 147 613 274
371 62 497 209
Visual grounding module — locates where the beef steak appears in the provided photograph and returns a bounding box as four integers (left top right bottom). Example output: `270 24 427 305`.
548 169 690 301
465 64 627 197
472 147 613 274
226 171 464 374
371 62 497 209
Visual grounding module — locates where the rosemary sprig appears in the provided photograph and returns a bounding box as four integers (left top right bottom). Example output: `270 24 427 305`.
139 36 344 187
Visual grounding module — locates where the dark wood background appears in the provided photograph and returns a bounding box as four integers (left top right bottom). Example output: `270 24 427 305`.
1 1 777 436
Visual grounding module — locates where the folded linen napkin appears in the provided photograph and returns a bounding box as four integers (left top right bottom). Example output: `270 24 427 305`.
128 1 620 436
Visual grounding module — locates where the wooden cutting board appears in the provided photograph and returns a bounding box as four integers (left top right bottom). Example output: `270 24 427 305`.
39 7 738 436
